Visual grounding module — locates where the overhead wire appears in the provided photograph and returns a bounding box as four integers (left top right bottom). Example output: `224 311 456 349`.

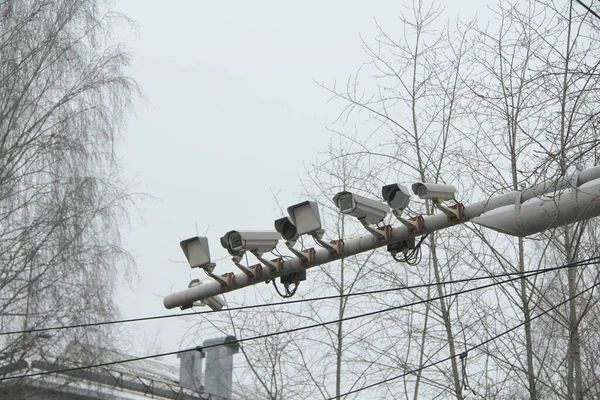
0 347 202 382
575 0 600 21
2 256 599 337
2 256 599 382
332 271 600 399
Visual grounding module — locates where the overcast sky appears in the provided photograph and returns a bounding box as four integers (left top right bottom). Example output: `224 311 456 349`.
113 0 491 367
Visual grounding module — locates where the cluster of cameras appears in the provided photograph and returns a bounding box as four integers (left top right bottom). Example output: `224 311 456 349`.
178 182 455 310
179 182 456 271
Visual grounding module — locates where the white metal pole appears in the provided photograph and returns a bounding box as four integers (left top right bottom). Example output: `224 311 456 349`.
163 166 600 309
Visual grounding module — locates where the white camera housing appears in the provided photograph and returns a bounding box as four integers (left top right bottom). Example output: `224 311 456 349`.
188 279 226 311
382 184 411 210
333 191 389 225
220 230 280 256
288 201 322 237
202 295 226 311
275 200 323 241
180 236 212 269
411 183 456 202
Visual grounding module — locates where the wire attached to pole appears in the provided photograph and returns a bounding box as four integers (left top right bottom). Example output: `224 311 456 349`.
392 233 430 265
2 258 599 384
273 279 299 298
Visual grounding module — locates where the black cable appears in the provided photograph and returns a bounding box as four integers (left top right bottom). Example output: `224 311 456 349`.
2 256 599 337
272 279 298 298
332 274 600 399
3 257 598 383
575 0 600 21
0 347 200 382
393 233 429 265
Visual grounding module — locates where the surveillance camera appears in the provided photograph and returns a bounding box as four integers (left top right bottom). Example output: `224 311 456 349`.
186 279 226 311
202 295 226 311
287 200 322 236
220 230 280 256
333 191 389 225
411 183 456 202
275 217 298 241
275 200 323 241
180 236 213 269
382 184 411 210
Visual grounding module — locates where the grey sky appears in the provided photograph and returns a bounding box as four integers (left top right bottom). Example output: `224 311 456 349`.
113 0 489 367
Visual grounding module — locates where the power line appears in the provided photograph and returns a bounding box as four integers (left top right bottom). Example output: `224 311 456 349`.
3 257 598 383
3 256 599 337
333 272 600 399
0 347 199 382
575 0 600 21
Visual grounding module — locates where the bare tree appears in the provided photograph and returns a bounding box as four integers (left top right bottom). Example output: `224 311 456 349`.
196 139 393 399
313 2 474 397
463 1 600 398
188 1 600 399
0 0 137 392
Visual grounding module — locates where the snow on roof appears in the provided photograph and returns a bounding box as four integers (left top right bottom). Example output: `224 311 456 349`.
4 344 246 399
99 348 181 384
2 347 209 399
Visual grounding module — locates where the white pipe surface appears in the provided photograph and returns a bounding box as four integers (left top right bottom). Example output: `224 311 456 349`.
471 177 600 236
163 166 600 309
